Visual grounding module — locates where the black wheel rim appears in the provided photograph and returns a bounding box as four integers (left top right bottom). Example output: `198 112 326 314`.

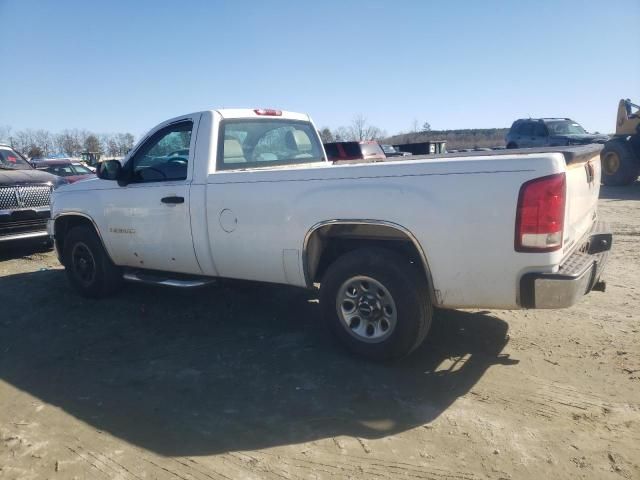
72 242 96 287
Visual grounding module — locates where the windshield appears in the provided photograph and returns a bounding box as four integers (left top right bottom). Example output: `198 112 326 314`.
219 119 325 170
380 144 396 154
545 120 587 135
72 164 94 174
44 164 76 176
0 148 33 170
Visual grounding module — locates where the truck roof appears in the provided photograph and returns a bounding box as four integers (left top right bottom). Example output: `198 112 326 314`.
214 108 310 122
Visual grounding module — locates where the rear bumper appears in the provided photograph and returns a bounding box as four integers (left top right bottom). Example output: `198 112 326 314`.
520 221 612 308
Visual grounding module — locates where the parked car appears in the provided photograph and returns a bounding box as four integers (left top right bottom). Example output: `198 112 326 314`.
50 108 611 360
393 141 447 156
506 118 609 149
32 159 96 183
323 141 386 162
73 161 96 173
0 144 61 245
380 144 409 157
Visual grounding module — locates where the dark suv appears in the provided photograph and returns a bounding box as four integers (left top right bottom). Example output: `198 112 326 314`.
0 144 60 245
505 118 609 149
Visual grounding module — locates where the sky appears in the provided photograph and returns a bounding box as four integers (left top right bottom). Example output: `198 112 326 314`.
1 0 639 138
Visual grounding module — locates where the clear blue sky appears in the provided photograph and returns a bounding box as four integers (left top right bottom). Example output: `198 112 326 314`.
1 0 638 137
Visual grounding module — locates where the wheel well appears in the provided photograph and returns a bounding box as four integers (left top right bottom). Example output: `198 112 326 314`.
304 222 434 296
54 215 99 261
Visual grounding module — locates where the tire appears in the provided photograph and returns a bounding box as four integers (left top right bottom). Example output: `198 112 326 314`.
506 142 518 149
62 226 122 298
601 140 639 186
320 247 432 360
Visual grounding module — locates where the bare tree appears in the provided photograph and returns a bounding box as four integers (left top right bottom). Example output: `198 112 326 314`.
333 126 350 141
318 127 334 143
12 129 36 156
421 121 431 133
116 133 135 155
55 130 82 156
84 134 102 153
107 137 119 157
0 126 11 144
33 130 53 157
347 114 384 141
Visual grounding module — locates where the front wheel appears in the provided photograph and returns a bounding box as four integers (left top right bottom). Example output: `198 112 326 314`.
320 248 432 360
62 226 122 298
601 140 639 186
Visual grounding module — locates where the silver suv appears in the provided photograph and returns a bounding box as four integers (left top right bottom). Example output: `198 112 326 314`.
505 118 609 149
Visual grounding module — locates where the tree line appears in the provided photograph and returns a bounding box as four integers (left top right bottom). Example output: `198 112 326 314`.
0 125 135 159
318 115 507 150
2 115 507 158
317 115 432 144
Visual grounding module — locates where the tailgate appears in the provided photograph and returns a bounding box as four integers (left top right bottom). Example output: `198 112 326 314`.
562 145 603 256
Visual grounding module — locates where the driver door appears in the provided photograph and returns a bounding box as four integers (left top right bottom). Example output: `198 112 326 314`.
102 116 202 275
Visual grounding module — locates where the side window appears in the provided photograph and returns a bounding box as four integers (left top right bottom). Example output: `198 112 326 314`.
518 122 534 136
533 123 547 137
513 123 524 135
129 122 193 183
50 165 74 176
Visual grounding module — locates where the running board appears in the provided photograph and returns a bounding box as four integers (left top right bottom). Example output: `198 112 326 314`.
122 271 215 288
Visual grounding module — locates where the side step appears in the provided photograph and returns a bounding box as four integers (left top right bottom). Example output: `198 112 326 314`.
123 270 216 288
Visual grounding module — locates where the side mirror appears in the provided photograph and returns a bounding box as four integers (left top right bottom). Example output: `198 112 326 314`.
97 160 122 181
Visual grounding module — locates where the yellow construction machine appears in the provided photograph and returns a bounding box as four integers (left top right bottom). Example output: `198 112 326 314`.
600 98 640 186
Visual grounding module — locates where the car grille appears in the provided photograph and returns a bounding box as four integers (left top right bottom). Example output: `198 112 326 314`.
0 185 52 210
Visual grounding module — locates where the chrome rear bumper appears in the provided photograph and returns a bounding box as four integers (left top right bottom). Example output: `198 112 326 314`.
520 221 612 309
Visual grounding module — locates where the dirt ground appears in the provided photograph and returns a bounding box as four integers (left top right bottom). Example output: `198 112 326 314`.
1 185 639 480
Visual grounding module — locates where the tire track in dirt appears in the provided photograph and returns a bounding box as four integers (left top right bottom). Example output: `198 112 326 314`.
243 450 479 480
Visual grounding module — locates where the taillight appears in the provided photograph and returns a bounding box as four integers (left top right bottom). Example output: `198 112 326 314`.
253 108 282 116
515 173 566 252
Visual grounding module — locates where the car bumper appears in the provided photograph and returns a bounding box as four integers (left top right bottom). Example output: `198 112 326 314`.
520 221 612 308
0 208 50 243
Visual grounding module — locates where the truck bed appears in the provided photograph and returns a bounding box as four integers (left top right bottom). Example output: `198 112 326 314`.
334 144 603 166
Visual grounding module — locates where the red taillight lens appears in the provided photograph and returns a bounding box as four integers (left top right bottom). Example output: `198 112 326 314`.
515 173 566 252
253 108 282 116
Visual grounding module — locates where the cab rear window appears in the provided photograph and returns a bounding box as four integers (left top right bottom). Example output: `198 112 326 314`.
218 120 325 170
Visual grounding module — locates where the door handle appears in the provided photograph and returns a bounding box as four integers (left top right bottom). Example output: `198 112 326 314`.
161 196 184 204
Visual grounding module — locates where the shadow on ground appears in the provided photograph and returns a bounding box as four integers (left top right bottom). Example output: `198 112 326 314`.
0 269 517 455
0 240 53 262
600 182 640 201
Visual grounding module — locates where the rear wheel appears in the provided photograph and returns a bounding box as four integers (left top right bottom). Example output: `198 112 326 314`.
320 248 432 360
63 226 122 298
601 140 639 186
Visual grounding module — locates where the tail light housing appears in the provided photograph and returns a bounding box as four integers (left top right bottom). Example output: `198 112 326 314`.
515 173 566 252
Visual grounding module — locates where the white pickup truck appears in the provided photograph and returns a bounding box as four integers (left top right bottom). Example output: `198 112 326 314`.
49 108 612 359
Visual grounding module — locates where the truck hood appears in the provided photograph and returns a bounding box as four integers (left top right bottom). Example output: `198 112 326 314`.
0 168 58 186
